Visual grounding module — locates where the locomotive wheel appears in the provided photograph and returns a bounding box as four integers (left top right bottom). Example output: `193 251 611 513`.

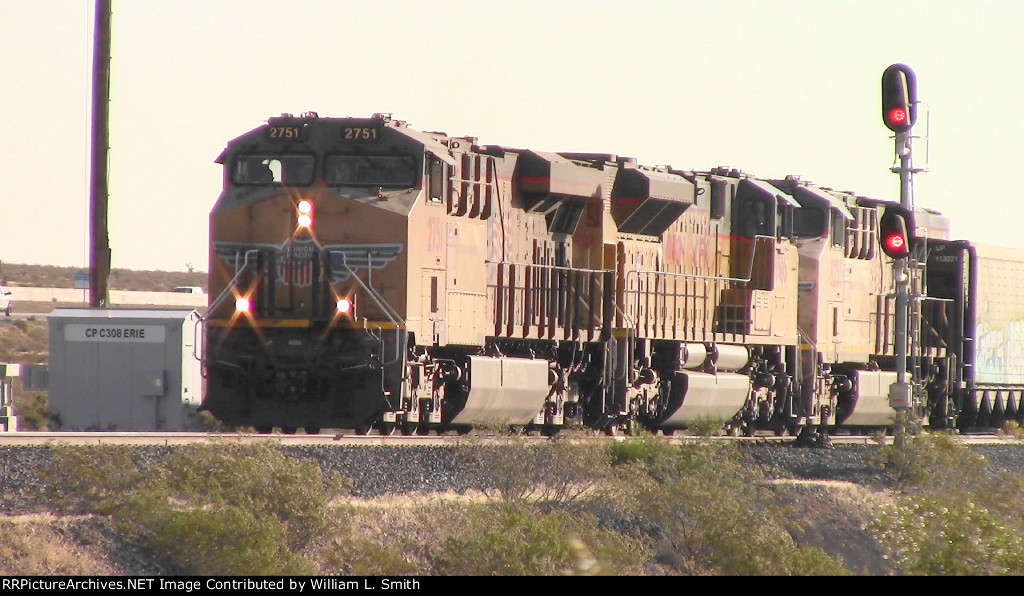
540 425 560 437
355 423 371 435
304 427 321 435
401 421 418 436
770 417 797 437
254 426 272 434
281 426 297 435
379 422 397 436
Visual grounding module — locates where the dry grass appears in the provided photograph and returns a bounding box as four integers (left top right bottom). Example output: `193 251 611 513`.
0 480 899 576
0 318 48 364
767 480 897 575
0 515 124 575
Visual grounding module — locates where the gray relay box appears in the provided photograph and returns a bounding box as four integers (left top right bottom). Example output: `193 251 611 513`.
47 308 204 431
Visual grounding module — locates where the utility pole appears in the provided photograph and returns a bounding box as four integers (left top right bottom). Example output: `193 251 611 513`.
89 0 112 307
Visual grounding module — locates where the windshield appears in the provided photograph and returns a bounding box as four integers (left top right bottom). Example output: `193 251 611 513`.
325 154 418 187
233 154 315 186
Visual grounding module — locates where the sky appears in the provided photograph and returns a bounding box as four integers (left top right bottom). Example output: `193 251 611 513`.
2 0 1022 272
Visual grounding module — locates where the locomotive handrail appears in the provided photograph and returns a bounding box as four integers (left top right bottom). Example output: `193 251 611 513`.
621 235 774 336
193 249 262 365
331 249 405 367
485 260 614 275
485 260 628 330
624 234 774 286
331 250 405 325
205 248 263 318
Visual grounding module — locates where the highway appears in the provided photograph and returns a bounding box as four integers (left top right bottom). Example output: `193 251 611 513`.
5 287 206 316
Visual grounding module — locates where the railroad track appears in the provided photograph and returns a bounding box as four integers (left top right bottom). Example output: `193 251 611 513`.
0 430 1016 447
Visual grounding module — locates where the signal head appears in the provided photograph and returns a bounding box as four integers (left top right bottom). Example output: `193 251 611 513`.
878 205 914 259
882 64 917 133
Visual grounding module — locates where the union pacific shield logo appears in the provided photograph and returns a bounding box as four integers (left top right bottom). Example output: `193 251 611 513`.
278 240 317 286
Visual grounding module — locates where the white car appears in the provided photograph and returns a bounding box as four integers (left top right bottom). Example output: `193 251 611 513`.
0 286 11 316
173 286 205 295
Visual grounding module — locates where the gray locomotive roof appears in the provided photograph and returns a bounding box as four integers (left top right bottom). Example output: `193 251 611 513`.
791 185 855 220
390 127 457 166
741 179 800 207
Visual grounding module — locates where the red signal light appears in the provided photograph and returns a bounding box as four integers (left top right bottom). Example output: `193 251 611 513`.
884 232 906 253
886 107 908 126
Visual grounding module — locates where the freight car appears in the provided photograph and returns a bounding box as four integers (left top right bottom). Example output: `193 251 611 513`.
926 242 1024 429
200 112 1024 437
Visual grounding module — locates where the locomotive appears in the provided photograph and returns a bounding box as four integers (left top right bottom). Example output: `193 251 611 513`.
200 112 1024 437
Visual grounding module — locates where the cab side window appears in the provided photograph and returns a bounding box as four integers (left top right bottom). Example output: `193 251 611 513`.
429 156 448 202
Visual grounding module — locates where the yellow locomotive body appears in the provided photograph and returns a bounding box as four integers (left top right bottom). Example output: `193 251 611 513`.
203 113 975 437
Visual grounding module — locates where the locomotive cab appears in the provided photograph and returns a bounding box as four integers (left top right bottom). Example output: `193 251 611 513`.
203 113 433 433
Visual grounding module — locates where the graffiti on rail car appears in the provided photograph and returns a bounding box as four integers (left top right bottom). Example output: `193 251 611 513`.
975 318 1024 385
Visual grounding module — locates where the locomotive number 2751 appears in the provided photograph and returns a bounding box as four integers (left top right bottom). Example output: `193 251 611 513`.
344 127 379 141
267 126 304 140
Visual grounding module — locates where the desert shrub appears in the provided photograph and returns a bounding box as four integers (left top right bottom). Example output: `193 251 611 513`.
871 497 1024 575
866 432 1024 574
13 389 48 430
1000 420 1024 439
40 443 349 575
466 437 614 504
867 431 986 490
610 434 667 465
685 414 727 437
322 533 421 576
972 470 1024 531
608 441 849 575
427 502 647 575
37 446 151 515
128 490 317 575
0 318 48 363
0 519 114 575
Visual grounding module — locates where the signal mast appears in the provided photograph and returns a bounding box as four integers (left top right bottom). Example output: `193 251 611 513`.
880 63 923 431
